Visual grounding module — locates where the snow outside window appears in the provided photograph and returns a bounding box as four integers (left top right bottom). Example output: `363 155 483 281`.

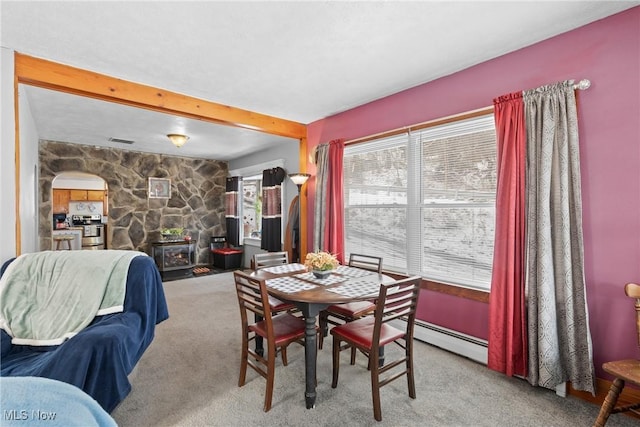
343 114 496 291
242 176 262 240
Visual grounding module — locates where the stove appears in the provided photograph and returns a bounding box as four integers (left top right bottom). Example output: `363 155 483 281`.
71 214 103 226
71 215 105 250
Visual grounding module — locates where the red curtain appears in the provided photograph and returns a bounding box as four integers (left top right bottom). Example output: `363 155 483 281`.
323 139 345 263
487 92 527 377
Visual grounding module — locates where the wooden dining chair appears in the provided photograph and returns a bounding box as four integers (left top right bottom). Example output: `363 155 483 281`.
253 251 290 269
318 253 383 357
593 282 640 426
253 251 296 314
233 270 306 412
330 276 421 422
347 253 384 273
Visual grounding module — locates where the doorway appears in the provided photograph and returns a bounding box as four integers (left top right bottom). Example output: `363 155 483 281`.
51 172 108 250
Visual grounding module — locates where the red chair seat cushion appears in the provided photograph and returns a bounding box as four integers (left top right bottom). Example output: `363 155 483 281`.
212 248 243 255
250 313 305 345
330 317 404 349
327 301 375 318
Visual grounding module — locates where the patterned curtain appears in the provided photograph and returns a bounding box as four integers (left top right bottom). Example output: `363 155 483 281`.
524 81 595 394
313 139 345 263
261 167 286 252
488 92 528 378
225 176 242 246
313 144 329 253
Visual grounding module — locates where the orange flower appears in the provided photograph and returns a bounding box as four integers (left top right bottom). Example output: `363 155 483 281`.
304 251 339 271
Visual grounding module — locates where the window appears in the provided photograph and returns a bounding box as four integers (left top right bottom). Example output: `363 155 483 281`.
229 159 285 245
344 114 497 290
242 176 262 239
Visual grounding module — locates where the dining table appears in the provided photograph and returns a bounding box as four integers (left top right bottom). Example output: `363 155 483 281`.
250 263 394 409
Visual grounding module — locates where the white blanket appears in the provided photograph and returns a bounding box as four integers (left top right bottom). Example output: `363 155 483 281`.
0 250 145 346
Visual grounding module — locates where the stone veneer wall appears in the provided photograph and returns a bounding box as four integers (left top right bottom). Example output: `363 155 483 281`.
39 141 228 265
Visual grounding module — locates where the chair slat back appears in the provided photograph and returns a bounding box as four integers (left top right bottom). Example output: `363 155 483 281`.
254 252 289 270
625 283 640 348
373 276 421 340
348 253 383 273
234 271 272 329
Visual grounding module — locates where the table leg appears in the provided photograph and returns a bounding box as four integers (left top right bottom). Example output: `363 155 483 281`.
298 302 327 410
304 315 317 409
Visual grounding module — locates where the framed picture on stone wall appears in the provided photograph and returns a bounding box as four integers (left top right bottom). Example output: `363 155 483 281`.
148 178 171 199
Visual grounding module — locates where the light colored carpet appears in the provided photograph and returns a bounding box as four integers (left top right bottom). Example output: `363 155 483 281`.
111 272 636 426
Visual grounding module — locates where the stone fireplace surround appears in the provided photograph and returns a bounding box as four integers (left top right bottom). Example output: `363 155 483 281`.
39 141 228 265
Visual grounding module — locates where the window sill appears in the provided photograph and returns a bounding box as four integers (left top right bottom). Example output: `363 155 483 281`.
382 271 489 303
243 237 261 247
422 279 489 304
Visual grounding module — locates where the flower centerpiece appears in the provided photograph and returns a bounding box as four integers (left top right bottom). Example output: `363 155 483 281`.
304 251 339 279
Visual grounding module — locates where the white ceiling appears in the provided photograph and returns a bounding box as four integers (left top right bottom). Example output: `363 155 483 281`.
2 1 637 160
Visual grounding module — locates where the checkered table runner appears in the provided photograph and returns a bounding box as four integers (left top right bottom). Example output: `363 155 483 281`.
266 276 316 293
334 265 376 278
261 263 306 274
326 279 381 298
294 272 348 286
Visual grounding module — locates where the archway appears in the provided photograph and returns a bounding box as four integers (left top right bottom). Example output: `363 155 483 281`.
48 172 108 250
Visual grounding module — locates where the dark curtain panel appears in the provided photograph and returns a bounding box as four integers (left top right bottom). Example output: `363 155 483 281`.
225 176 242 246
261 167 285 251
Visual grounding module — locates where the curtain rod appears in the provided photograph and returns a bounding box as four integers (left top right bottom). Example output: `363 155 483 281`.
346 80 591 146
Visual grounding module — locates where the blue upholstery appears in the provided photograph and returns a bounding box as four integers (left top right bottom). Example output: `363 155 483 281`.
0 255 169 413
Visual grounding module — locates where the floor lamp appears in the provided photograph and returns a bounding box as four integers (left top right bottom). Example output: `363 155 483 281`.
288 173 310 262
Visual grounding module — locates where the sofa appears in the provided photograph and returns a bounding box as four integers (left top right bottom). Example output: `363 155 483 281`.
0 251 169 413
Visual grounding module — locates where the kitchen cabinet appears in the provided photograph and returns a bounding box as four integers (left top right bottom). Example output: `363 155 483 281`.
54 189 107 215
69 189 89 201
70 189 104 201
52 189 70 213
87 190 104 201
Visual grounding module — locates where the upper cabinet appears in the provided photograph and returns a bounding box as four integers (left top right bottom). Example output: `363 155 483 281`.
87 190 104 201
69 189 88 201
54 189 108 215
53 189 71 213
70 190 104 201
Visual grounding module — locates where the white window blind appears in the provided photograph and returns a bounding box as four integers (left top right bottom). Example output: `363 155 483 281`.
344 114 496 290
344 133 408 271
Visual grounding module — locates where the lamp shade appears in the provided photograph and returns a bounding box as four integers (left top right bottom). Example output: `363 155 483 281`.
167 134 189 148
288 173 310 186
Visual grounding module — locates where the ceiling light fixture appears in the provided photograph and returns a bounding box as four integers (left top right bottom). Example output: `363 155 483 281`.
167 133 189 148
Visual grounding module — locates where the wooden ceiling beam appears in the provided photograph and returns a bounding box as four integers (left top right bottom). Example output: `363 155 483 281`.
14 53 307 139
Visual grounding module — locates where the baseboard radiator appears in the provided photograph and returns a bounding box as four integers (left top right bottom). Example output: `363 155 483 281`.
395 320 572 397
391 319 488 365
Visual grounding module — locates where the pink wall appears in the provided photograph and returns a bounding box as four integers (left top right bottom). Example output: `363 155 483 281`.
306 7 640 379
